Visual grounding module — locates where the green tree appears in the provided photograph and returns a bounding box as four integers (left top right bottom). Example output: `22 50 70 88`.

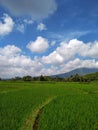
23 76 32 81
40 75 46 81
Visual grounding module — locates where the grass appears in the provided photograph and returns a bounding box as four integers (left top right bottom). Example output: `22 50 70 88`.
39 95 98 130
0 81 98 130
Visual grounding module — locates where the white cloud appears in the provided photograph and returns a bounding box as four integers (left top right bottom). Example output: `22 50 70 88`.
16 24 25 33
60 58 98 74
0 14 14 36
65 39 98 58
0 45 21 56
0 45 44 78
42 51 64 65
0 39 98 78
27 36 49 53
0 45 58 78
42 39 98 66
79 41 98 58
0 0 57 19
37 23 47 31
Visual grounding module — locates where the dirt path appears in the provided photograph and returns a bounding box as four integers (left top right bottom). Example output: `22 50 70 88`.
33 107 43 130
21 96 56 130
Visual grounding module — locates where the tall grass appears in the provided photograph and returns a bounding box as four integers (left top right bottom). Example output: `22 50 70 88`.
39 94 98 130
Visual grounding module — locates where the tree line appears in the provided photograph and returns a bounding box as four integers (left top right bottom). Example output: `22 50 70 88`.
0 73 94 82
1 72 98 82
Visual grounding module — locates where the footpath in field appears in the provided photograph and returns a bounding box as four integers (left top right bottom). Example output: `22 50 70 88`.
33 107 43 130
21 97 56 130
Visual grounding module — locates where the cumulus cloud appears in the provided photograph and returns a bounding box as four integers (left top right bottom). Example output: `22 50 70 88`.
27 36 49 53
79 41 98 58
0 45 58 78
0 45 21 56
0 0 57 19
42 51 64 65
37 23 47 31
0 44 56 78
0 39 98 78
0 45 44 78
42 39 98 66
65 39 98 58
60 58 98 74
0 13 14 36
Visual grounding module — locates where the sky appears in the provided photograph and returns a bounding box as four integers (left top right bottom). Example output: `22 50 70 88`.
0 0 98 78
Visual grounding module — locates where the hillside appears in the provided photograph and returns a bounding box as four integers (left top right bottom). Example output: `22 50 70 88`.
53 68 98 78
84 72 98 81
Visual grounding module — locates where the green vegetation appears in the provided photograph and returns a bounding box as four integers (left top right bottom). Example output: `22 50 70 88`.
84 72 98 81
0 81 98 130
39 95 98 130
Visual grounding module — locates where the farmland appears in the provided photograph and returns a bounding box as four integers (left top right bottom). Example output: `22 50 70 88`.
0 81 98 130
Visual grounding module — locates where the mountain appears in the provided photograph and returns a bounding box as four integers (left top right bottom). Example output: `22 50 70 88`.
53 68 98 78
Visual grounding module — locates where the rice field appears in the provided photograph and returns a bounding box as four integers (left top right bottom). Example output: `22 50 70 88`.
0 81 98 130
39 95 98 130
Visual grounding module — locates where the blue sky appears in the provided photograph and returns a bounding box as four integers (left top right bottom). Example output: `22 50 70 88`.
0 0 98 78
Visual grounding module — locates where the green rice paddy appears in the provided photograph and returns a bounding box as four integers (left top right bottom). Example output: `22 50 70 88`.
0 81 98 130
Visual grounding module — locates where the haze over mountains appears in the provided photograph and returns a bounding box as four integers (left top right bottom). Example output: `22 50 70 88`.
53 68 98 78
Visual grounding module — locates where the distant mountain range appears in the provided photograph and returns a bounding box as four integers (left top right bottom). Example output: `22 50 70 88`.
52 68 98 78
